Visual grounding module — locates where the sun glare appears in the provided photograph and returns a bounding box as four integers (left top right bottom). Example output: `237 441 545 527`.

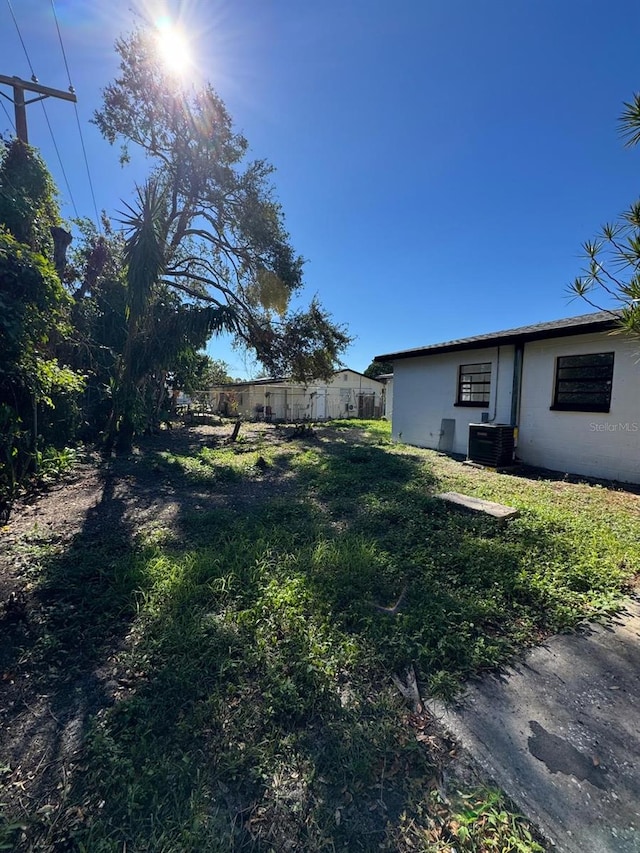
155 21 191 76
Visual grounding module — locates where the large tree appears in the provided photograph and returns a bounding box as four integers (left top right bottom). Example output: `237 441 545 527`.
100 181 239 452
569 93 640 335
63 209 234 452
93 29 350 395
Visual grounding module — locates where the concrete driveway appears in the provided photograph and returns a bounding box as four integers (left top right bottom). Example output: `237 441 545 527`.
430 599 640 853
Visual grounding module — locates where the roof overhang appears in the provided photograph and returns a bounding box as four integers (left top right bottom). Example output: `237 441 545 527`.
374 311 622 362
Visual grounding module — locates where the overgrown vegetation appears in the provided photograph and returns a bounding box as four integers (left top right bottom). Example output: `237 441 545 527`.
4 421 637 851
0 147 84 515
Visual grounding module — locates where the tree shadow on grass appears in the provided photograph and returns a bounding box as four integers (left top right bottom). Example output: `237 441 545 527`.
71 428 622 850
3 424 628 851
57 433 563 848
18 434 440 851
54 504 440 851
0 464 161 849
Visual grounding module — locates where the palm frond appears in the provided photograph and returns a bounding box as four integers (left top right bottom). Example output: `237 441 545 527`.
118 180 168 320
619 93 640 148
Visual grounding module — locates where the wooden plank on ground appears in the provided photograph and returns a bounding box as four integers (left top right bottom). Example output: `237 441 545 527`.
435 491 519 520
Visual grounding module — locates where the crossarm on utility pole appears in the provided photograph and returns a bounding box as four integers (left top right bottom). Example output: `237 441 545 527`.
0 74 77 143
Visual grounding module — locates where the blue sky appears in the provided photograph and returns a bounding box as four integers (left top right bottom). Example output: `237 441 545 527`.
1 1 638 377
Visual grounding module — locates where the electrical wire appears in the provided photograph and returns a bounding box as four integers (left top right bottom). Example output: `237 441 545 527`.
50 0 73 93
72 102 101 229
0 98 16 133
6 0 37 80
5 0 104 232
51 0 102 231
39 101 79 217
5 0 79 215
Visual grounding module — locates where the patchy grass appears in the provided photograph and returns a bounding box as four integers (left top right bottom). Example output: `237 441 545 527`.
6 419 638 851
155 442 277 484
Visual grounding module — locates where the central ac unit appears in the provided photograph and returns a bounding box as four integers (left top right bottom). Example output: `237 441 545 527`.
468 423 515 467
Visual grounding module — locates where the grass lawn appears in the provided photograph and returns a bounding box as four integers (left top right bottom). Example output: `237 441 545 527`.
2 419 638 851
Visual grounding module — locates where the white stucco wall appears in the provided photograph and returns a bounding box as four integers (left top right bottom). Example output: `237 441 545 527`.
391 346 515 455
517 332 640 482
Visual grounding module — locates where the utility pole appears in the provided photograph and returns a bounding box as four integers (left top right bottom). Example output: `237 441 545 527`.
0 74 76 143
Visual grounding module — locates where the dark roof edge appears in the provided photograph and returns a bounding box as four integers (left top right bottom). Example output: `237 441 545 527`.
374 313 622 362
214 368 383 388
216 377 287 388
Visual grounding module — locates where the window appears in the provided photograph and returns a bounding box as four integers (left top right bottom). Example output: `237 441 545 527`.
456 362 491 406
552 352 614 412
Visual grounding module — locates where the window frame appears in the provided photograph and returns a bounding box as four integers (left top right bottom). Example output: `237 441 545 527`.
455 361 492 407
550 351 614 413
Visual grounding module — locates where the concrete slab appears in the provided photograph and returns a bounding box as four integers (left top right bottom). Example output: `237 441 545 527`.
435 491 520 520
429 599 640 853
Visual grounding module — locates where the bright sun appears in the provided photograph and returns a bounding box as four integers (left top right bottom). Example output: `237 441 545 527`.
155 21 191 76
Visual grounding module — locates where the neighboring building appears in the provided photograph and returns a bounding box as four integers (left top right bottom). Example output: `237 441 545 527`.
208 369 385 422
375 311 640 484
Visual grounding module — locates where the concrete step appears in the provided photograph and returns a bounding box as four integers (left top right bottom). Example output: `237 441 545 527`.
435 491 519 520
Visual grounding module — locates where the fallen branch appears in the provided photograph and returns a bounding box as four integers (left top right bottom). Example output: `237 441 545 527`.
392 664 423 713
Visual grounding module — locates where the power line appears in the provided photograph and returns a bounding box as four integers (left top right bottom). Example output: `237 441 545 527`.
72 103 101 229
5 0 102 230
5 0 86 221
0 96 15 133
39 101 79 217
5 0 37 80
5 0 79 214
51 0 102 231
50 0 73 90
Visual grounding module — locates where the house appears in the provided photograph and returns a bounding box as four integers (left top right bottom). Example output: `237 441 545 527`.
375 311 640 484
208 369 385 422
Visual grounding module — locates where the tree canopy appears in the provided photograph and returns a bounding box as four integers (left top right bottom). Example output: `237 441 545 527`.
364 360 393 379
93 29 350 382
0 137 60 252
